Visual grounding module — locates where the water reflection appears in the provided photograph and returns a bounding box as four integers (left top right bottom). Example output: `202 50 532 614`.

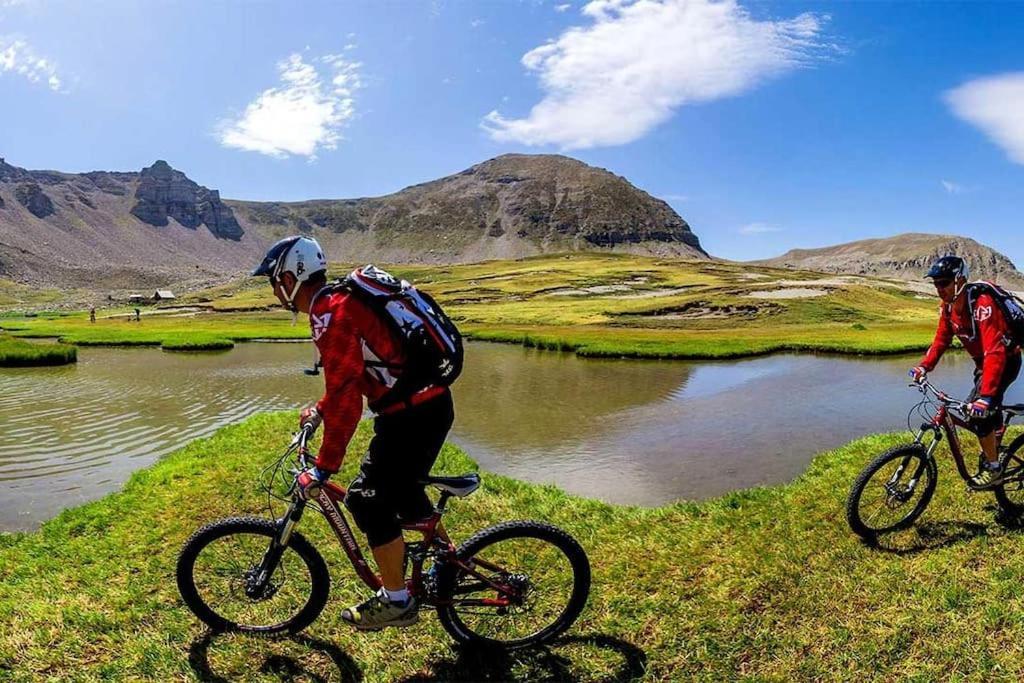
1 340 1017 530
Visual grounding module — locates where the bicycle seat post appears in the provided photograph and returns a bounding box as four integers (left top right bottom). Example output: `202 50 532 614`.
435 491 453 514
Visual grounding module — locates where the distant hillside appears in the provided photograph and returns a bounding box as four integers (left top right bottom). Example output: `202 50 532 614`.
0 158 256 293
0 154 705 298
757 233 1024 289
229 154 707 263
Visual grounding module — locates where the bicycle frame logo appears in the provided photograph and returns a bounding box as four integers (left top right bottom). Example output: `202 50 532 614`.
315 483 383 590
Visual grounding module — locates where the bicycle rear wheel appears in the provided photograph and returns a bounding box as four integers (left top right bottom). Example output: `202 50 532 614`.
176 516 330 636
994 434 1024 517
846 444 937 539
435 520 590 649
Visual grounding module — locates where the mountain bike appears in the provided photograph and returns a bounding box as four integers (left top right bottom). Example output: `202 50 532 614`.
846 377 1024 540
176 424 591 648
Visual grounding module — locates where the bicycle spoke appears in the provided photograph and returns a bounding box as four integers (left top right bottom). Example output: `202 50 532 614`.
449 536 573 642
191 531 312 629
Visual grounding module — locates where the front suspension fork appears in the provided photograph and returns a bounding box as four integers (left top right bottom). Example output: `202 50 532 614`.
250 500 305 596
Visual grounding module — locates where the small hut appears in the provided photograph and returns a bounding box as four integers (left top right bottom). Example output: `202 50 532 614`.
127 294 144 304
153 290 176 301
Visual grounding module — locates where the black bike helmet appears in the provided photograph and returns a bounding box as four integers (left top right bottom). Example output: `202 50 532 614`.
924 255 970 282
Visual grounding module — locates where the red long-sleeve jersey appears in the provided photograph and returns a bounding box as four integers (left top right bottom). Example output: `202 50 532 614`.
309 287 406 473
920 290 1017 397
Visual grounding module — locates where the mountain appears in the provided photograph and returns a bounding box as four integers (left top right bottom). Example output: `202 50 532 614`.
757 233 1024 289
227 154 706 263
0 157 257 292
0 154 705 295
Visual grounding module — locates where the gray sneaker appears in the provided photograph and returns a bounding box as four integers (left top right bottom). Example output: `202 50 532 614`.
970 459 1005 489
341 588 419 631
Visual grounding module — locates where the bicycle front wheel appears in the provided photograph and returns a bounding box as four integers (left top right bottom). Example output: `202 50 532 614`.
435 520 590 649
176 516 330 636
846 444 937 539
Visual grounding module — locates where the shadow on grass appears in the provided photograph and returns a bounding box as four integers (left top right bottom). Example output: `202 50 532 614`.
398 634 647 682
866 519 994 555
188 631 363 683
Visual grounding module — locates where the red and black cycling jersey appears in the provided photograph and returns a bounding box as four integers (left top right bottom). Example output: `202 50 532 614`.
921 291 1021 397
308 287 409 473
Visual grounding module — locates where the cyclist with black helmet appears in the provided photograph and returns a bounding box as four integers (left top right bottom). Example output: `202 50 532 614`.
910 255 1023 488
252 236 455 631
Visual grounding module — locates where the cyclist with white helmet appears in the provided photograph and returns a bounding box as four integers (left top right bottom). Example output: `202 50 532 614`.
252 236 455 630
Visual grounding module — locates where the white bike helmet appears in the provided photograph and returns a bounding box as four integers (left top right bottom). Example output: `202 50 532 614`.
252 236 328 308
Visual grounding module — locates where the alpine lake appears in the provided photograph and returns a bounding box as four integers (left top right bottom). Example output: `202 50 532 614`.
0 340 1010 530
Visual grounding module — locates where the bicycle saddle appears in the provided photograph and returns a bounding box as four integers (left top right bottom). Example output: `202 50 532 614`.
1003 404 1024 416
420 473 481 497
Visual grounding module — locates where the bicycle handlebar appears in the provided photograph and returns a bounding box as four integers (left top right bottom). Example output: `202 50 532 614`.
912 377 970 412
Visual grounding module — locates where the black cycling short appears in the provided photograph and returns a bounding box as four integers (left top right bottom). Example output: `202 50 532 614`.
967 351 1022 437
344 390 454 548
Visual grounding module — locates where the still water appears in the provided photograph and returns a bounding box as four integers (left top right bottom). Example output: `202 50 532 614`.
0 341 1012 530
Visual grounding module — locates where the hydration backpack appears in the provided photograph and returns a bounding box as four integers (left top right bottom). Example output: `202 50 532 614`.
341 265 463 391
966 281 1024 347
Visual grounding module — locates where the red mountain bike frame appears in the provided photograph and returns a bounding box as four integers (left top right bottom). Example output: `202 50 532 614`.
917 393 1006 485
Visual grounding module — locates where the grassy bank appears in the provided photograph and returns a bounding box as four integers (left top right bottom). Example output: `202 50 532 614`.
1 253 942 360
3 413 1024 680
0 310 308 352
0 333 76 366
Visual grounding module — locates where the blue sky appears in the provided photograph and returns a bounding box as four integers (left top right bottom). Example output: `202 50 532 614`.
2 0 1023 265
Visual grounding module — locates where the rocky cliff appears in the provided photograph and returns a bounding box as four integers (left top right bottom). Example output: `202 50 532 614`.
130 161 242 239
757 233 1024 289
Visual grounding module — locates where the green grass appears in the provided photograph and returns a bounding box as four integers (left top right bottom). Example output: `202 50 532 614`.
2 253 944 359
3 412 1024 680
0 332 76 366
0 309 309 351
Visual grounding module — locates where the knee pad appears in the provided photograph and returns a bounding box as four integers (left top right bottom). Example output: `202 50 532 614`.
971 411 1001 437
344 476 399 547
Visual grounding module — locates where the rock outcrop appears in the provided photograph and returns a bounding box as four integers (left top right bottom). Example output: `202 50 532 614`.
14 183 54 218
130 161 243 240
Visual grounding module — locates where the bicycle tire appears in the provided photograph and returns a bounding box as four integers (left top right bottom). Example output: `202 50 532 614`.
176 516 330 636
435 520 590 649
994 434 1024 517
846 444 937 540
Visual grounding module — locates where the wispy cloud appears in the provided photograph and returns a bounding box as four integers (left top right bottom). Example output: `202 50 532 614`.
555 3 572 11
940 179 964 195
946 72 1024 165
661 193 690 202
0 38 62 91
739 222 781 235
218 52 362 159
483 0 834 149
470 18 485 28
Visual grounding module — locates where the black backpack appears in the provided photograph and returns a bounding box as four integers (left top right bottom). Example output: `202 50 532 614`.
340 265 463 392
966 281 1024 347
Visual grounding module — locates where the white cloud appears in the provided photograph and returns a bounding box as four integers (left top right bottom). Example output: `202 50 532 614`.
218 52 362 159
0 38 62 91
946 72 1024 165
739 222 781 235
940 179 964 195
555 3 572 11
483 0 832 149
470 18 485 28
